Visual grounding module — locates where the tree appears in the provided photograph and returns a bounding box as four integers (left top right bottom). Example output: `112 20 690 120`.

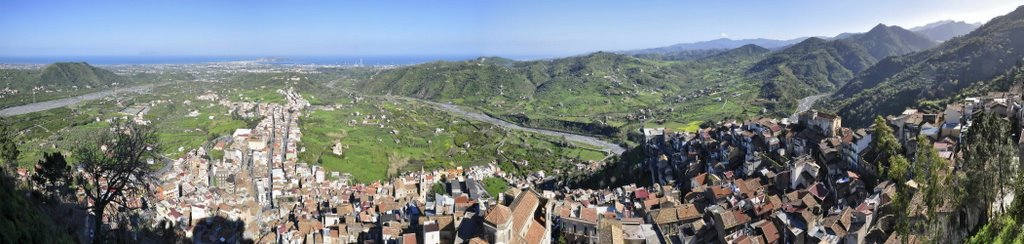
887 155 910 183
0 120 19 172
32 152 70 200
960 112 1017 222
74 121 159 244
871 115 900 176
911 136 946 217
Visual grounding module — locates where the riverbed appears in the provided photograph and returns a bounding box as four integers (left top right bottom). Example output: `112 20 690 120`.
398 97 627 155
0 82 171 117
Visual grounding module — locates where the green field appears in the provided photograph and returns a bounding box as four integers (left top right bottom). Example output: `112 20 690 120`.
230 89 285 104
7 70 610 184
483 177 509 197
147 105 246 159
299 97 609 183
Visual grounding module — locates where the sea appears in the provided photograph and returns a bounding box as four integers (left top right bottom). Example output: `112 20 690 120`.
0 55 550 66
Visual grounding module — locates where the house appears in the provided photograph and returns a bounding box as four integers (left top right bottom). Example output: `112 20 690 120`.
798 110 842 137
422 221 441 244
709 205 752 243
561 206 600 243
483 190 552 244
789 156 820 190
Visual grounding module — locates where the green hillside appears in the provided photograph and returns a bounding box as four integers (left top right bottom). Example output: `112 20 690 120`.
698 44 769 62
357 59 535 102
825 5 1024 127
631 49 725 61
39 62 129 88
0 62 131 108
844 24 937 60
748 37 876 103
749 24 940 111
359 51 767 140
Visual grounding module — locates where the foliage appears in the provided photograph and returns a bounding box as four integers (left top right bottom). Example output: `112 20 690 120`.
0 172 74 244
887 155 910 183
871 116 901 174
966 214 1024 244
911 136 948 221
960 113 1017 217
31 152 70 200
73 120 159 244
483 177 509 197
0 120 18 171
430 182 447 198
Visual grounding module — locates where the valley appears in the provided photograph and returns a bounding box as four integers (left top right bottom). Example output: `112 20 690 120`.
3 3 1024 243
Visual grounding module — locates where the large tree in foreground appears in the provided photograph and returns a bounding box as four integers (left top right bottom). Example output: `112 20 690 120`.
74 120 159 244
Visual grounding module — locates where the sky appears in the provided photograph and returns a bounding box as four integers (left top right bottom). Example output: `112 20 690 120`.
0 0 1019 58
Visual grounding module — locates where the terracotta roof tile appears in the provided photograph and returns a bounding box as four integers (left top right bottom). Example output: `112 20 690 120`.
484 205 512 226
510 190 541 231
524 220 546 244
652 208 679 225
581 208 599 223
756 220 779 243
676 204 701 221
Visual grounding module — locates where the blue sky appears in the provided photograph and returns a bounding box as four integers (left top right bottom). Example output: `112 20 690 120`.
0 0 1019 57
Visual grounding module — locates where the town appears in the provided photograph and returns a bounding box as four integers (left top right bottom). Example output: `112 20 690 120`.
45 83 1011 243
5 2 1024 243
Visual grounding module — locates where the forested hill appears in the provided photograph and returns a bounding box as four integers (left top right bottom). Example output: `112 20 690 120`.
357 50 770 140
359 52 692 104
843 24 938 60
748 37 876 103
824 5 1024 127
749 24 938 107
1 62 129 91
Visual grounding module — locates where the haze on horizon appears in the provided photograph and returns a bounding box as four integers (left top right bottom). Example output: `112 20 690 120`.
0 0 1018 58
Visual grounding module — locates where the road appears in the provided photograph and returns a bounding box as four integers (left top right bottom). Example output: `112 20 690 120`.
790 94 828 120
397 97 627 155
0 82 174 117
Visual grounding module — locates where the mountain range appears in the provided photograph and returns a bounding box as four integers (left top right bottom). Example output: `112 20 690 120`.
620 37 809 55
749 24 937 105
825 5 1024 127
354 7 1024 133
911 20 982 42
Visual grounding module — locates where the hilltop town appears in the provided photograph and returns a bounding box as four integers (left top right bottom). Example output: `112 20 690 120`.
6 3 1024 243
65 83 1013 243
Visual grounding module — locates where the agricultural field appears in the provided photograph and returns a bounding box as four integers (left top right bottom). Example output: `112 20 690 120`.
5 99 121 167
6 80 260 166
299 96 609 183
